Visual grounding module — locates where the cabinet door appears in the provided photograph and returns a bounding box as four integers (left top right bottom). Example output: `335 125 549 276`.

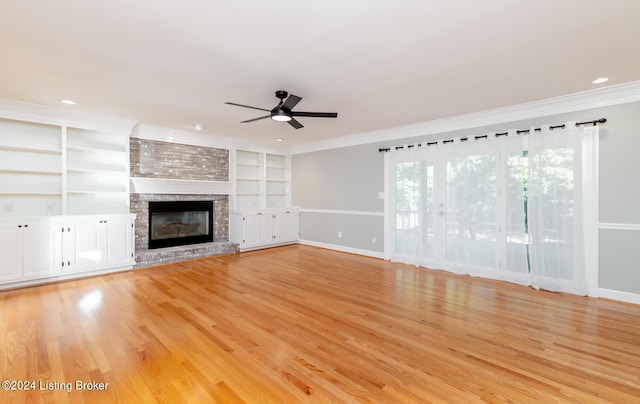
104 217 133 267
61 224 76 271
272 211 288 241
69 220 104 272
22 222 62 279
284 210 299 241
243 213 260 247
257 212 273 244
0 223 22 283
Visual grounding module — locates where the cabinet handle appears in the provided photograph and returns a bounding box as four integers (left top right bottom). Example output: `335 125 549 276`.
68 261 71 266
62 262 65 267
25 224 28 228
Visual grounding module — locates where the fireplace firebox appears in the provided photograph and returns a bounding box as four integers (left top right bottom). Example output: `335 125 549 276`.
148 201 214 249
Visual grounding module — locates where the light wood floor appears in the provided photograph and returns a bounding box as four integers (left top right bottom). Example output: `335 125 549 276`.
1 245 639 403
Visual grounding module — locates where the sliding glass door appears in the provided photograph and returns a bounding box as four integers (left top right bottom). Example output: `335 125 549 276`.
394 160 435 264
387 124 598 295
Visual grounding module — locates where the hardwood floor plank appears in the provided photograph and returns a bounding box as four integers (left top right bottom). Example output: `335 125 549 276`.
1 244 640 402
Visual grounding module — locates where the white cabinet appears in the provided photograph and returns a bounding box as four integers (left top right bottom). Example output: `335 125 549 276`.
0 223 21 282
0 217 62 282
62 214 135 274
230 209 299 251
0 214 135 288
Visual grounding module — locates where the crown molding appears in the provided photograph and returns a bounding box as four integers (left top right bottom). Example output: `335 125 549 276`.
131 123 235 149
0 98 137 132
291 80 640 155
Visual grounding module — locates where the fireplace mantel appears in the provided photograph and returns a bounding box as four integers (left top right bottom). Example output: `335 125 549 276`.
130 177 232 195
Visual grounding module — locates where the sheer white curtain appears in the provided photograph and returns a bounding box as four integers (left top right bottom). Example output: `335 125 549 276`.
527 123 599 294
387 122 599 295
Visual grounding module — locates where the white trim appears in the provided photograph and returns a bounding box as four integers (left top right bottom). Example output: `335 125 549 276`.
132 123 233 149
0 265 134 291
0 97 136 132
299 239 385 259
582 126 600 297
599 222 640 231
383 152 391 260
598 288 640 305
132 123 290 154
300 208 384 217
130 177 233 195
291 80 640 154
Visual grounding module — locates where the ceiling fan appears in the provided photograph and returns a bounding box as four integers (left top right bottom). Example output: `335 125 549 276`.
225 90 338 129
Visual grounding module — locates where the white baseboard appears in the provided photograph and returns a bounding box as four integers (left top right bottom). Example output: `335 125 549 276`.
598 288 640 305
302 240 639 306
299 239 385 259
0 265 135 291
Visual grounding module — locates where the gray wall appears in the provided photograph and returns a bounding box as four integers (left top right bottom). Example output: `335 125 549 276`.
292 101 640 293
292 145 385 253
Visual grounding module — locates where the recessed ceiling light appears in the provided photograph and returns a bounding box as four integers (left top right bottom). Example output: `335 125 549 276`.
60 99 77 105
592 77 609 84
193 123 204 130
275 138 284 142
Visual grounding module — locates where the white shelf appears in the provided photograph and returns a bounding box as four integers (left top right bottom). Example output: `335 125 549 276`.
0 145 62 155
67 167 127 174
0 192 62 196
67 190 127 195
0 169 61 175
67 145 126 153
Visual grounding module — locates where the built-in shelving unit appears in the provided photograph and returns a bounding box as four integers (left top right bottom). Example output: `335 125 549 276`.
234 150 290 209
66 127 129 214
235 150 264 209
0 102 136 288
0 117 130 216
0 118 63 215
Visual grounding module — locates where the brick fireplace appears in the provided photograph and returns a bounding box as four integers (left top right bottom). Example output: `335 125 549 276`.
130 136 238 267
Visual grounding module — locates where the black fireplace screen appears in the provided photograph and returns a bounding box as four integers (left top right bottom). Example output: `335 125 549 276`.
148 201 214 249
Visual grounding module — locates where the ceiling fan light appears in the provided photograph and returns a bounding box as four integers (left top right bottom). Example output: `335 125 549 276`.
271 110 292 122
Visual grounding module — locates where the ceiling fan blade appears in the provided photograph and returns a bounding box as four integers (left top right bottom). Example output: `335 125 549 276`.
225 102 270 112
282 94 302 111
291 111 338 118
241 115 270 123
288 118 304 129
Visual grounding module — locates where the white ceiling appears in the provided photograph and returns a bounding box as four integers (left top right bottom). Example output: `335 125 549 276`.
1 1 639 149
